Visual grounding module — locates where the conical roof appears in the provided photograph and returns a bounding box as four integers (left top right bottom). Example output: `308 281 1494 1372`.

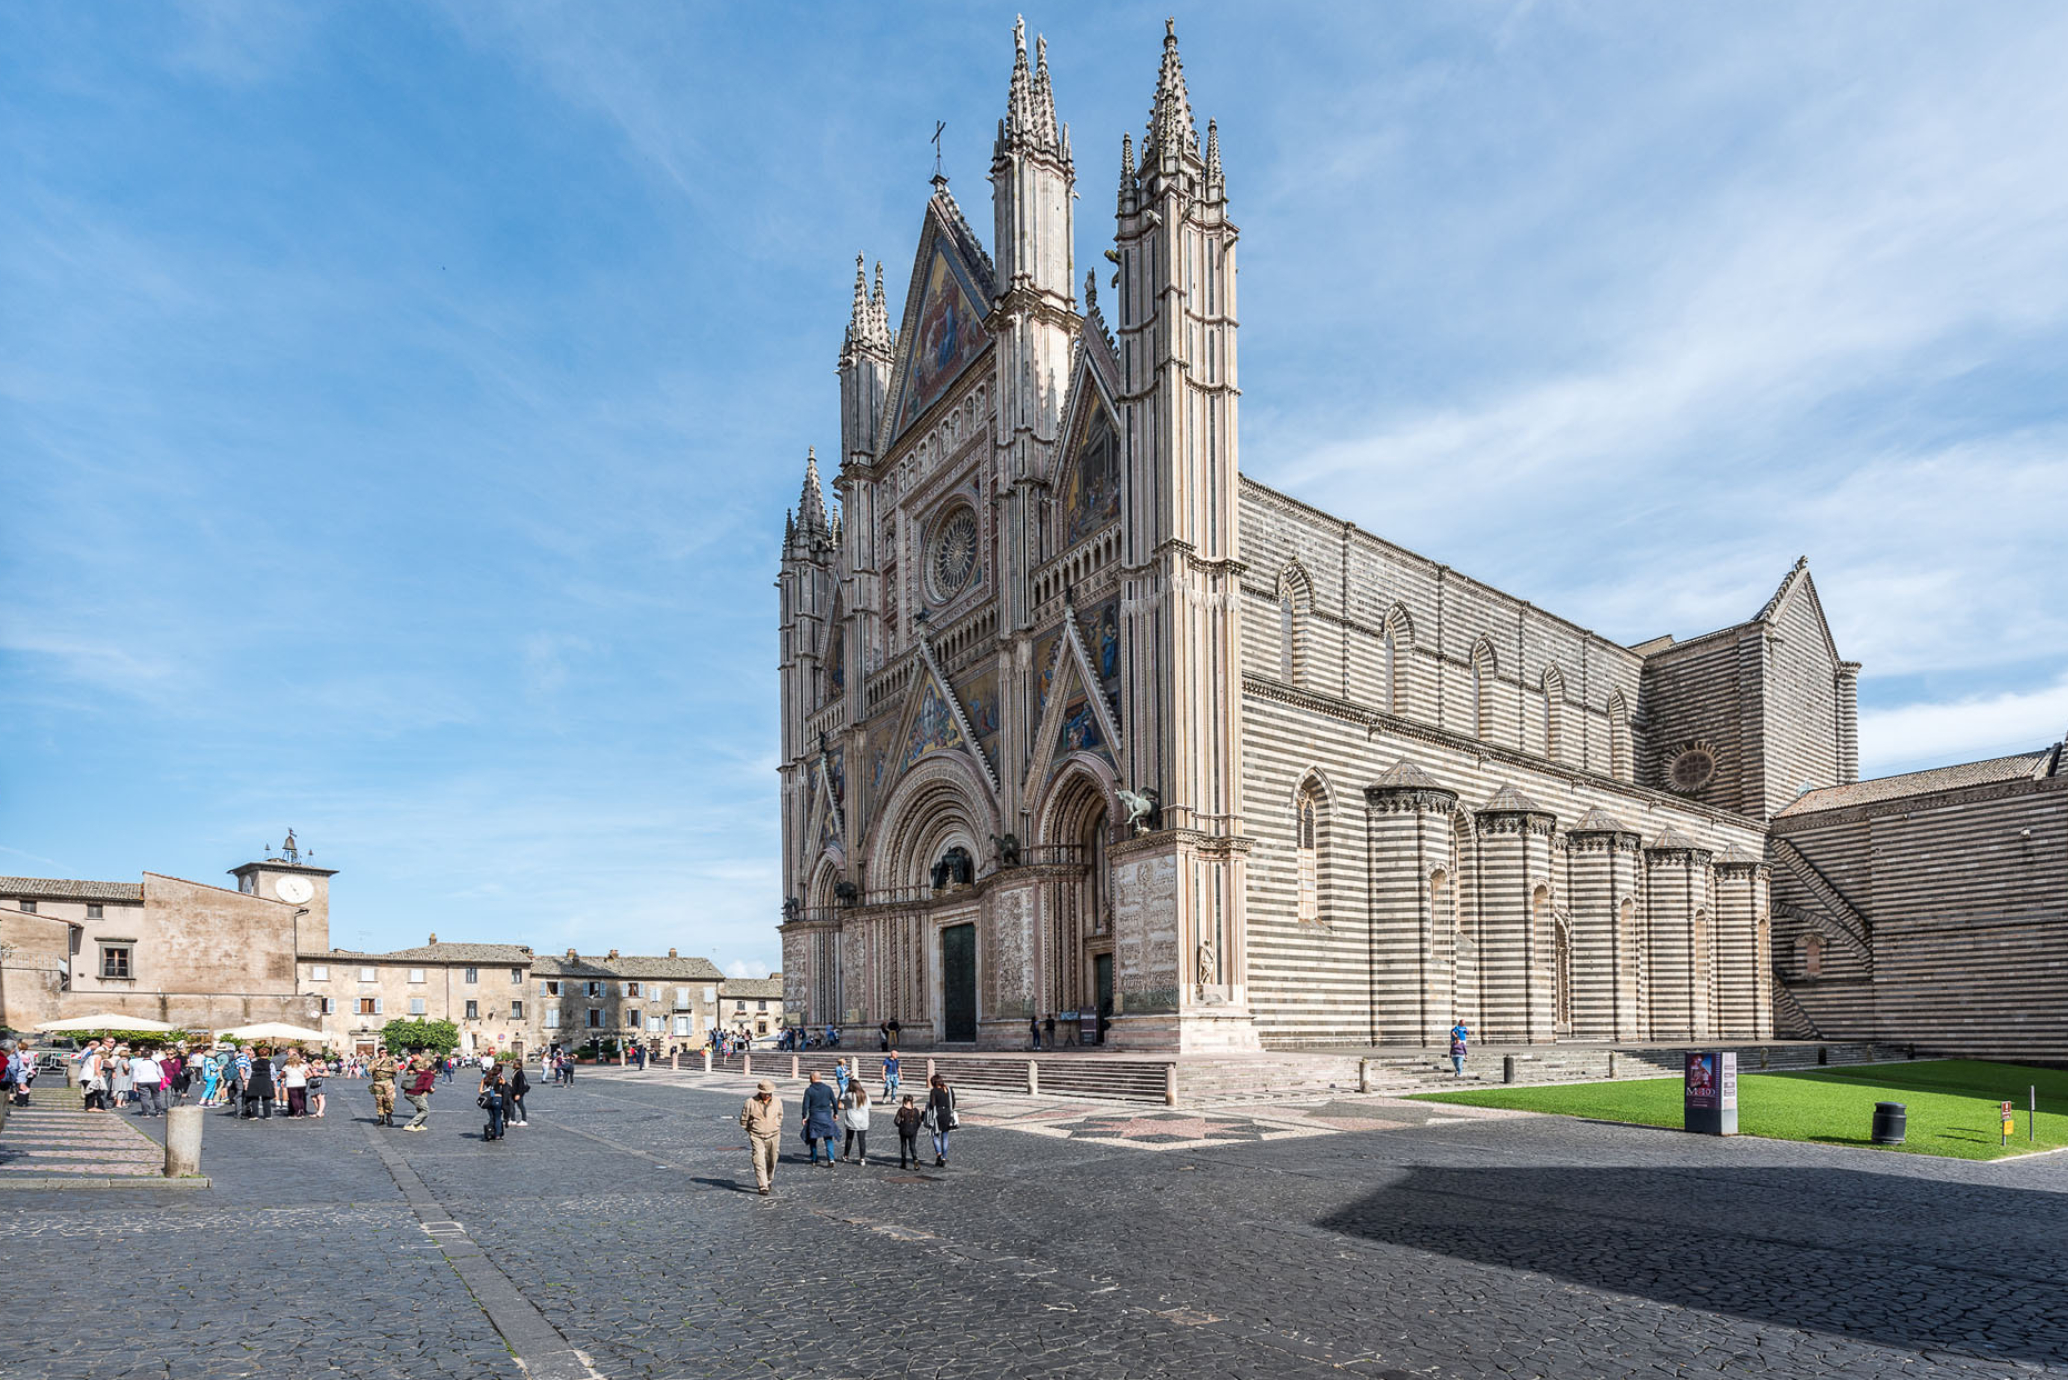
1481 783 1548 814
1647 823 1706 853
1367 759 1443 792
1568 806 1633 834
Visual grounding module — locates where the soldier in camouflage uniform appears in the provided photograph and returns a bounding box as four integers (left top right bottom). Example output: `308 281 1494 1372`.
369 1051 399 1126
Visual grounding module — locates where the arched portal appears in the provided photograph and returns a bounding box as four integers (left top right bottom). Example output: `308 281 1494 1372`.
1035 759 1122 1027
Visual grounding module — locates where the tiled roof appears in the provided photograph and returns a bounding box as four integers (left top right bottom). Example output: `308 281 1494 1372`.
1568 806 1634 834
583 954 725 980
529 953 725 980
1368 760 1443 791
720 977 784 1000
1647 824 1707 852
0 876 143 903
304 942 535 964
1777 748 2056 817
530 955 617 978
1481 784 1548 814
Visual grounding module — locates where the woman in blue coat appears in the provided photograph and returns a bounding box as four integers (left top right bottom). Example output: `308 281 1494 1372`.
799 1070 839 1167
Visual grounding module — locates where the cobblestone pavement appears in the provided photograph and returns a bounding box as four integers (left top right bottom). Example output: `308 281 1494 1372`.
3 1070 2065 1379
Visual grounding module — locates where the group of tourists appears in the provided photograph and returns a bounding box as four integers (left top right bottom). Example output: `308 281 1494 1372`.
53 1039 341 1119
738 1067 957 1195
0 1041 37 1106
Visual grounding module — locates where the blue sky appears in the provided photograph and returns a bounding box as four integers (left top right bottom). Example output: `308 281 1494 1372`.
4 3 2064 972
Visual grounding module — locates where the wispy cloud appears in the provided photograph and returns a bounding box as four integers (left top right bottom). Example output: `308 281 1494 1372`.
1861 675 2068 779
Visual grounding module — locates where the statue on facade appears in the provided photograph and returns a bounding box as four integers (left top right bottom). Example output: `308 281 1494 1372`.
834 880 860 907
1117 786 1161 836
781 896 801 921
1196 941 1218 987
992 832 1022 868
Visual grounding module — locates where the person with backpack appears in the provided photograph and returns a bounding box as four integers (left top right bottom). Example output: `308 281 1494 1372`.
894 1094 922 1169
479 1063 508 1141
924 1073 957 1168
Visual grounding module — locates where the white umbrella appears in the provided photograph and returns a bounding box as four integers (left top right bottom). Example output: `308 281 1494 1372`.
34 1012 181 1033
216 1021 330 1044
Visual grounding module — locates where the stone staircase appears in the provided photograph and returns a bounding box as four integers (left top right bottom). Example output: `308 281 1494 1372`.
631 1038 1916 1108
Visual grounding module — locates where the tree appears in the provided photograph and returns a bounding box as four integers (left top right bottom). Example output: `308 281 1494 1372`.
379 1017 460 1057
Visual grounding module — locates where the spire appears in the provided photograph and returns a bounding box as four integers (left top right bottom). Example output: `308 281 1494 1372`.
870 260 891 348
1204 118 1223 190
1118 130 1135 207
1143 17 1200 169
839 255 870 365
996 16 1064 160
797 447 829 534
1033 33 1061 150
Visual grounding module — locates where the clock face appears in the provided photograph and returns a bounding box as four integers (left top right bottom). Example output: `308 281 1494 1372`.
275 875 315 904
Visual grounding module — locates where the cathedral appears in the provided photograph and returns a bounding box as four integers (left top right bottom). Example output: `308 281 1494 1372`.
775 20 2064 1056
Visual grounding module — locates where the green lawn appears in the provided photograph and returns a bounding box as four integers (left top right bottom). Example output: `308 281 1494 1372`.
1413 1059 2068 1160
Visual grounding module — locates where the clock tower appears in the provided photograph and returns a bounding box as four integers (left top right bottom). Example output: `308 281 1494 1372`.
229 831 337 954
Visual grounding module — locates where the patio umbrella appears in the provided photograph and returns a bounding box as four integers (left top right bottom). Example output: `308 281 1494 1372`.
215 1021 330 1044
34 1012 181 1033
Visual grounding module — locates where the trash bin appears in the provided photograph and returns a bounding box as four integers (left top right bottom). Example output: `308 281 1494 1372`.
1870 1101 1906 1146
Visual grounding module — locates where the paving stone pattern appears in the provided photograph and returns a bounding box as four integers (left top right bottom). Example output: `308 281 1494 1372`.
2 1069 2065 1379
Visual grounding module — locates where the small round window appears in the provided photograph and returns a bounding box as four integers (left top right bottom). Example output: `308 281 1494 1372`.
1668 747 1717 793
927 506 979 602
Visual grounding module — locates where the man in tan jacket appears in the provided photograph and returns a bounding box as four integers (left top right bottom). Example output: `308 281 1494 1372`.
739 1080 784 1195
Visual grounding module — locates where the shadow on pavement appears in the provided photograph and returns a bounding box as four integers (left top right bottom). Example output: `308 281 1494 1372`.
1318 1166 2068 1367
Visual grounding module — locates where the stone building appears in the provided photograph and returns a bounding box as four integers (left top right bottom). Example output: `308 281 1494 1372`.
0 849 328 1034
717 976 785 1039
1767 739 2066 1059
531 950 724 1052
301 938 537 1058
773 18 2007 1054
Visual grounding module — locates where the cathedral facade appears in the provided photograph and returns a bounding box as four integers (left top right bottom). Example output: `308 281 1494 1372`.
774 21 1869 1052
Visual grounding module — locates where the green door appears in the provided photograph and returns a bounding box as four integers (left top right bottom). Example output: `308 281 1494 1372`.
942 923 977 1043
1093 952 1115 1044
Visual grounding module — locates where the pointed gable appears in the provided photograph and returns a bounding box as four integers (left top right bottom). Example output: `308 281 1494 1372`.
886 186 996 446
1057 355 1122 550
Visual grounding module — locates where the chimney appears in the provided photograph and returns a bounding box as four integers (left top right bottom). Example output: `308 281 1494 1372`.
607 948 619 960
428 932 437 944
668 947 678 958
566 947 578 960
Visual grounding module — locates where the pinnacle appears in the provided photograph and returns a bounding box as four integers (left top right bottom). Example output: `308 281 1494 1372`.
798 447 829 533
998 16 1063 159
1143 16 1200 168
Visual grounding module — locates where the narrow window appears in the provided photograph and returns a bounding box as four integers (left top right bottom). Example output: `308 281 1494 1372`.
1382 632 1397 715
410 998 427 1016
1279 597 1295 682
1296 797 1319 923
1804 934 1823 978
465 1000 479 1019
86 903 103 920
463 967 479 984
510 967 523 985
511 1000 524 1019
359 998 377 1016
100 944 132 979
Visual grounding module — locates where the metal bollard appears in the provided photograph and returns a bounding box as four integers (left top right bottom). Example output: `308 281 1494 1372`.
1358 1058 1372 1094
1502 1055 1516 1084
164 1106 204 1178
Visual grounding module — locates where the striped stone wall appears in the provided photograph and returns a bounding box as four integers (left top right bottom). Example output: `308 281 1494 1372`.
1240 680 1772 1048
1772 764 2068 1058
